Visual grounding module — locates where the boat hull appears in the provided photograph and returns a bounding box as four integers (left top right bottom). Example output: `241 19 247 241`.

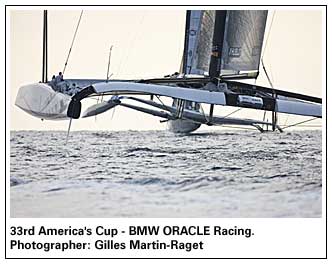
167 119 201 133
15 83 71 120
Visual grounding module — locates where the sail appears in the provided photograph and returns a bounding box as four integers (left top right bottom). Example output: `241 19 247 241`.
220 10 268 74
183 10 268 77
183 10 215 75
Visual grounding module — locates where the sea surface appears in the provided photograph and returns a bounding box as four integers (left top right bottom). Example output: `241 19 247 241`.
10 130 322 217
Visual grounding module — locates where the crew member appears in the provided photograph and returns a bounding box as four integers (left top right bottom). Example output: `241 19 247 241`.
55 72 63 84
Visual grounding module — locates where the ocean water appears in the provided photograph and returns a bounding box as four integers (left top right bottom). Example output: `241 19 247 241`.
10 130 322 218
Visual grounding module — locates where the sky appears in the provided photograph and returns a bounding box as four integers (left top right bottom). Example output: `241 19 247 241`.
8 8 324 131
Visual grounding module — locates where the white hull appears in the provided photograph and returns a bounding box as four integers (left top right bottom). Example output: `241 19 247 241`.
15 83 71 120
167 119 201 133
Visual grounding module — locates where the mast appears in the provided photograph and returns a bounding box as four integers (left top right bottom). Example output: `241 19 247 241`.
207 10 227 121
208 10 227 79
182 11 191 74
42 10 48 83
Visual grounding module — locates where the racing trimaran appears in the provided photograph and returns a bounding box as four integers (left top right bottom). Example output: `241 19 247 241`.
15 10 322 134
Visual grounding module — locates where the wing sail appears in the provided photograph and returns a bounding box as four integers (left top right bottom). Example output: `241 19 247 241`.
182 10 268 78
220 10 268 75
183 10 216 75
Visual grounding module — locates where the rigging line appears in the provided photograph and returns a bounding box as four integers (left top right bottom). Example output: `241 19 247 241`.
62 10 84 75
279 124 321 128
94 93 105 122
155 95 170 112
155 95 175 119
222 108 242 119
116 13 145 77
281 117 318 130
218 125 259 132
262 61 274 88
199 104 209 123
262 110 266 122
106 45 113 82
110 106 116 120
262 110 267 130
284 115 290 126
94 93 101 122
261 11 276 89
261 10 276 59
